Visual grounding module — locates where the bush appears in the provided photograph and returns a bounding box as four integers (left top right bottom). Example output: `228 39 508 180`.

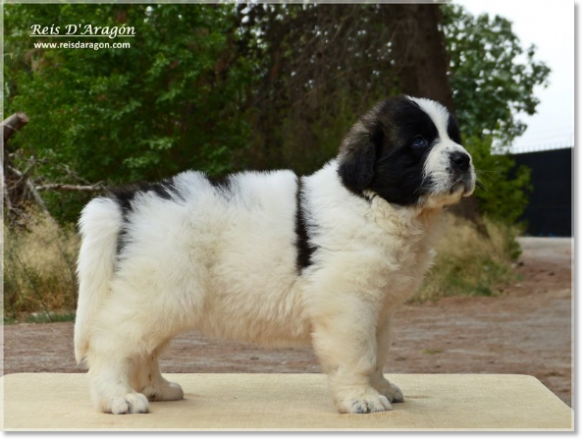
3 213 79 321
411 214 521 303
466 135 532 225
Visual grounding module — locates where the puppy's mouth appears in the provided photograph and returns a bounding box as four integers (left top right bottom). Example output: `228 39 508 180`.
450 177 475 198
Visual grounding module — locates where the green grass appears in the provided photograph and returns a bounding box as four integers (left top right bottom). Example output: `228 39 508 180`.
3 312 76 325
24 312 76 324
3 316 20 325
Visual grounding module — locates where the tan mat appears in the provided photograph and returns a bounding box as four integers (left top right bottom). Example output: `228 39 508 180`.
1 373 573 431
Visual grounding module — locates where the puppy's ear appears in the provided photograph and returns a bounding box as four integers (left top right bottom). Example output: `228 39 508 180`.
337 120 382 195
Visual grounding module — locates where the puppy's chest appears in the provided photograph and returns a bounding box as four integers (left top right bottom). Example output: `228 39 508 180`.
372 221 437 304
379 232 433 276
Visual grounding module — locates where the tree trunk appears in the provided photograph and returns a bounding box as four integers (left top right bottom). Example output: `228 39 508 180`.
389 4 455 112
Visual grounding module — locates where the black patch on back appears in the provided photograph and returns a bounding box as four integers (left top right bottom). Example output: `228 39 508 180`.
108 178 179 256
206 174 232 194
110 179 177 215
295 178 316 272
207 175 230 189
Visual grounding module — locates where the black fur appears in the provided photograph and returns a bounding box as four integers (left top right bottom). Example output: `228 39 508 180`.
447 114 462 145
369 97 438 205
207 174 232 193
110 179 178 217
337 131 379 197
109 178 178 256
108 173 236 257
295 178 316 272
337 96 454 206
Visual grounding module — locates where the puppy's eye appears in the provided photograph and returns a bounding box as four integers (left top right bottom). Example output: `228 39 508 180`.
412 136 428 149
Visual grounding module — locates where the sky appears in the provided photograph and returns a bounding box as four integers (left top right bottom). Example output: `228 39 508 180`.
456 0 575 153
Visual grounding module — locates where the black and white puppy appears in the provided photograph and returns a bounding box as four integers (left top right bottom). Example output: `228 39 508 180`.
74 96 475 415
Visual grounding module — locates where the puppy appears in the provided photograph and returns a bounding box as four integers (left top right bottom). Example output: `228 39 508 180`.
74 96 475 414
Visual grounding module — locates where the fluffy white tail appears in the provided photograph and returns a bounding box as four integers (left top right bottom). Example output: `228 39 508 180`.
74 197 122 364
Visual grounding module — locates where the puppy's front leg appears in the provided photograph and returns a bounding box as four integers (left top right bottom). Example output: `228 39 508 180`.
369 318 404 404
311 298 393 414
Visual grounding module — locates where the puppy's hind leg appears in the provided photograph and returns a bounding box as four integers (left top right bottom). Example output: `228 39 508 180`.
138 342 184 402
87 334 150 415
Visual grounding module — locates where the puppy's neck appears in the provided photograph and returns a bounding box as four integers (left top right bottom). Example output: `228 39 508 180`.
365 191 443 236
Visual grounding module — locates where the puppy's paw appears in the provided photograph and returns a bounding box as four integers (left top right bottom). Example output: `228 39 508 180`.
373 378 404 403
107 392 150 414
337 390 392 414
387 382 404 403
141 380 184 402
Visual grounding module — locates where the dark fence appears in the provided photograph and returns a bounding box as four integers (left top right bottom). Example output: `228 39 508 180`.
513 148 573 237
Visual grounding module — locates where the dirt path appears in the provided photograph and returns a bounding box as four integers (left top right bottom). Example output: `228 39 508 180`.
2 237 573 406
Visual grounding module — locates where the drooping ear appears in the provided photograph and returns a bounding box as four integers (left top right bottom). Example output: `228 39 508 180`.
447 112 462 145
336 120 382 195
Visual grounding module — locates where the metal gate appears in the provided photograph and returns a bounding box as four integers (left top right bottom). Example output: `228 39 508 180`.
513 148 572 237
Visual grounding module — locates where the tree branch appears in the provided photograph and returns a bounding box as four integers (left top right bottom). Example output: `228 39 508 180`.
35 183 106 192
7 165 55 222
2 112 30 145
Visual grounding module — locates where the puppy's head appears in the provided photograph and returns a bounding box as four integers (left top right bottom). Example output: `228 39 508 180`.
337 96 476 208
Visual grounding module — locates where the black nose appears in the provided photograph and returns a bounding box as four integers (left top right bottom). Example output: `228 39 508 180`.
450 151 471 172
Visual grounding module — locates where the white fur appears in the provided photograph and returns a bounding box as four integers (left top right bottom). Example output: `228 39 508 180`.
75 163 450 414
75 99 474 415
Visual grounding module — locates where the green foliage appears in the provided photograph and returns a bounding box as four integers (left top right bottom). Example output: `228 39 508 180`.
442 4 551 146
440 4 548 224
466 135 532 225
3 317 20 325
4 3 548 225
5 4 256 221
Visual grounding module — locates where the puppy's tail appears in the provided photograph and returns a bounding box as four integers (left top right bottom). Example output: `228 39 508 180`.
74 197 122 365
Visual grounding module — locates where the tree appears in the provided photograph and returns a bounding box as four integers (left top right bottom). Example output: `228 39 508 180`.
5 3 258 220
236 3 405 173
4 3 549 225
4 5 255 178
441 4 551 146
441 4 550 223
